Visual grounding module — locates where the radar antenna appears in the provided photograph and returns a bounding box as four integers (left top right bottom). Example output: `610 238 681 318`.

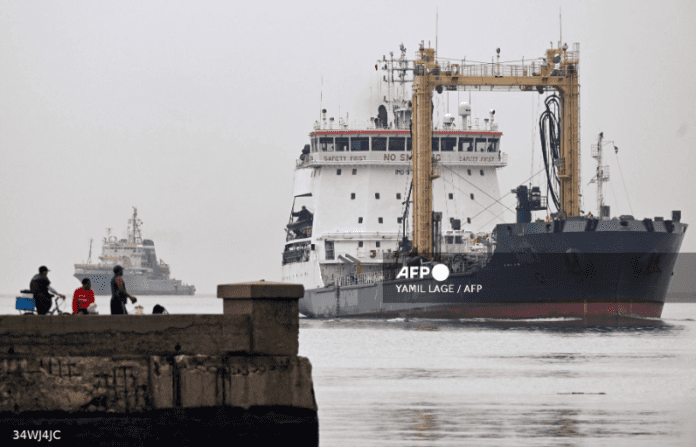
128 207 143 244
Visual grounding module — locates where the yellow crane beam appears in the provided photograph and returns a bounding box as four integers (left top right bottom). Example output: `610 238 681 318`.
411 44 580 256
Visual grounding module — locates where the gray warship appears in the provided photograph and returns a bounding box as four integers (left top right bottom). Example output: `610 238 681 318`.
74 208 195 295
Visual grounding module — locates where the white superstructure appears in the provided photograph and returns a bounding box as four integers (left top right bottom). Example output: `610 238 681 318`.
282 45 508 290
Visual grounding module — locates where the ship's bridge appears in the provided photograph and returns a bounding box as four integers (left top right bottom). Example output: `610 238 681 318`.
297 129 507 168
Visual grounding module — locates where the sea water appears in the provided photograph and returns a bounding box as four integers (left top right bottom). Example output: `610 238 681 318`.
2 293 695 446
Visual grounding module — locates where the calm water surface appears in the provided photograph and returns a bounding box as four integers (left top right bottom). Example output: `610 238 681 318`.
2 294 695 446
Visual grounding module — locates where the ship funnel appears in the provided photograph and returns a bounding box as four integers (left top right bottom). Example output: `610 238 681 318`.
322 109 327 129
329 117 334 129
458 102 471 130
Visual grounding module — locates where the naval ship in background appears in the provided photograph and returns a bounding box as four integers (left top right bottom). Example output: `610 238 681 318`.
282 41 687 319
74 208 195 295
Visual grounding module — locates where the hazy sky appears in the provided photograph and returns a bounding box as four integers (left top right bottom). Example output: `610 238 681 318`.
1 0 694 294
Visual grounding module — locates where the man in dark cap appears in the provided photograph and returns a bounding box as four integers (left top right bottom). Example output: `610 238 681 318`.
110 265 137 314
29 266 65 315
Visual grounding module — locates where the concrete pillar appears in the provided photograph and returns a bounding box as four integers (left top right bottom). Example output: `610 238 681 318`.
218 280 304 355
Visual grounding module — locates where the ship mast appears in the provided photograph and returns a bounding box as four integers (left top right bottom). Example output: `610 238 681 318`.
590 132 615 215
128 207 143 244
411 41 580 256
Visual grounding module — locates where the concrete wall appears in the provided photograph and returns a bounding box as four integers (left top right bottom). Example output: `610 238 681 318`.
0 281 317 446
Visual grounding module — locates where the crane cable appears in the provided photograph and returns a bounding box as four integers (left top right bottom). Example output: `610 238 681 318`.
539 94 562 211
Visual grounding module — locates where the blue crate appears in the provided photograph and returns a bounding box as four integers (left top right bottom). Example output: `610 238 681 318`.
16 297 35 311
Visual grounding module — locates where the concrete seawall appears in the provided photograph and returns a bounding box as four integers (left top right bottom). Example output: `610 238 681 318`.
0 281 317 446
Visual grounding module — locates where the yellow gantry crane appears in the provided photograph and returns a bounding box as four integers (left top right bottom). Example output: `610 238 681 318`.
411 42 580 256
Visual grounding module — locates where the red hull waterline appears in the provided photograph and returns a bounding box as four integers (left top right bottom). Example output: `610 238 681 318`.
351 301 664 320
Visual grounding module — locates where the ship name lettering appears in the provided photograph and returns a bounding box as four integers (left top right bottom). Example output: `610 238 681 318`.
323 156 347 161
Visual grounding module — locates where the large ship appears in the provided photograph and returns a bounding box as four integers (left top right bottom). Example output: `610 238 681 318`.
282 41 687 319
74 208 195 295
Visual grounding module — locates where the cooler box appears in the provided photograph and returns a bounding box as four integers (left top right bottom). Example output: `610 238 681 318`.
16 296 35 312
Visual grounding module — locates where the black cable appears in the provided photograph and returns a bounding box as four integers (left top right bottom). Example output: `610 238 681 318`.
539 94 561 211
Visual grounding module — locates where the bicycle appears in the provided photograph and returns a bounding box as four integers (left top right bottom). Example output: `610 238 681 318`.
16 290 70 315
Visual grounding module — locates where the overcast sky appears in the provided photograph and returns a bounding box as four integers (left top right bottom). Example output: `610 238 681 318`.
1 0 694 294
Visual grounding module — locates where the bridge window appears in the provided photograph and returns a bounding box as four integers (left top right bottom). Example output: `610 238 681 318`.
487 139 499 152
352 137 369 151
480 170 484 175
441 137 456 152
431 137 440 151
282 241 311 265
311 137 318 152
406 137 412 151
455 236 463 244
375 193 380 199
335 137 349 152
396 193 401 200
320 137 334 152
358 241 363 248
467 218 471 224
372 137 387 151
352 169 357 175
337 169 342 175
376 241 381 247
389 137 405 151
358 217 363 223
467 169 472 175
325 240 334 260
378 217 383 224
448 193 453 199
351 193 355 199
475 138 487 152
397 217 403 224
459 138 474 152
445 236 454 244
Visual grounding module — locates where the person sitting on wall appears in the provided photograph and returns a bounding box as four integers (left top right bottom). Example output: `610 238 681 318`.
110 265 137 315
30 266 65 315
72 278 95 314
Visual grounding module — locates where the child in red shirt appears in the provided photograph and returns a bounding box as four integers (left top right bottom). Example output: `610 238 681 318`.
73 278 96 314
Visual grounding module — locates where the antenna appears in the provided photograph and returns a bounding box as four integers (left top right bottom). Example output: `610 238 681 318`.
435 6 438 56
320 75 323 122
87 239 93 264
559 7 562 45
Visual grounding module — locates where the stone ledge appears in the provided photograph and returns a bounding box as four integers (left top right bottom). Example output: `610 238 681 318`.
218 280 304 299
0 315 254 356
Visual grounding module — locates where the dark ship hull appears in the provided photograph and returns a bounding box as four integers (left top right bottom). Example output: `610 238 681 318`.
298 217 687 319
